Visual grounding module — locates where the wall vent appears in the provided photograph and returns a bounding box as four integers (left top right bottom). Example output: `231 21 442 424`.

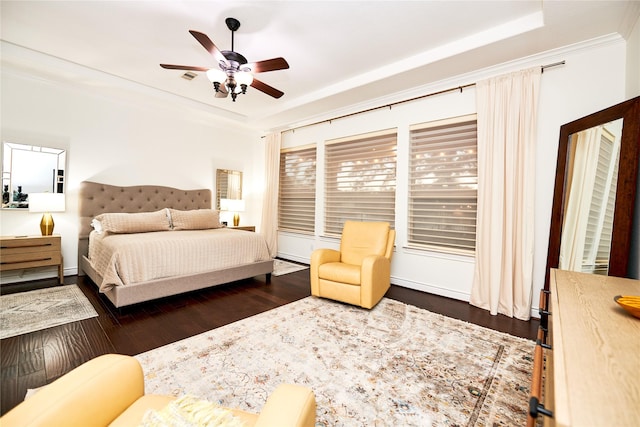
181 71 198 80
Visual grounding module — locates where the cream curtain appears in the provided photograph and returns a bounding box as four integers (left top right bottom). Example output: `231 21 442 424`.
470 67 541 320
558 127 601 271
260 132 281 257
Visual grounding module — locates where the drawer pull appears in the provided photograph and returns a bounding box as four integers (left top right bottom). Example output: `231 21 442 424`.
536 338 552 350
1 243 53 249
539 289 551 316
529 396 553 418
527 327 553 426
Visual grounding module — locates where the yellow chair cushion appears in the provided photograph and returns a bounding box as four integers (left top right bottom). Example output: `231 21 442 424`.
318 262 360 285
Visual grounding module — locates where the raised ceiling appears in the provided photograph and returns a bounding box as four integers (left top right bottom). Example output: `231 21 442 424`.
1 1 638 130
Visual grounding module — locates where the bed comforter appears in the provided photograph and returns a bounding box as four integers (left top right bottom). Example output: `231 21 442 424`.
88 228 271 291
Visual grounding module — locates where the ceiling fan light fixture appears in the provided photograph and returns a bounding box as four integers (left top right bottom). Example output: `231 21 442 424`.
161 18 289 102
235 71 253 86
206 68 226 83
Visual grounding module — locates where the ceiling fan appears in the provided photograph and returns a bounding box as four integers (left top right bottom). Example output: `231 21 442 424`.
160 17 289 102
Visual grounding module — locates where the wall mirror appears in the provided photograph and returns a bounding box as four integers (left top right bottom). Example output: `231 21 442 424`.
216 169 242 209
545 96 639 289
2 142 66 209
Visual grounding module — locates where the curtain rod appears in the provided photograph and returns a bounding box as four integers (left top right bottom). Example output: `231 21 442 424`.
274 60 565 136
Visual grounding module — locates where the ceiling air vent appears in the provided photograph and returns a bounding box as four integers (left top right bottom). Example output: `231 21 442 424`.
181 71 198 80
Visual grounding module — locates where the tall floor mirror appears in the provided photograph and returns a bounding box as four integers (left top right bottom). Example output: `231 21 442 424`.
544 96 640 290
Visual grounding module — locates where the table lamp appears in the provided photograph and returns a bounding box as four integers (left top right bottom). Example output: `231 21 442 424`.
220 198 245 226
29 193 66 236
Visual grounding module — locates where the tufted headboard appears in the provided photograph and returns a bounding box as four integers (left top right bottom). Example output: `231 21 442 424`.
78 181 212 271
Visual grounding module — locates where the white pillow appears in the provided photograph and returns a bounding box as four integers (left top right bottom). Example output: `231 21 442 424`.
139 395 246 427
91 218 103 234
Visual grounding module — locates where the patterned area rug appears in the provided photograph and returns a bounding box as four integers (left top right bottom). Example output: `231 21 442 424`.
0 285 98 339
137 297 534 426
272 259 309 276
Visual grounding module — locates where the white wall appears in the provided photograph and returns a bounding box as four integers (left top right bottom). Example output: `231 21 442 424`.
277 36 629 318
626 14 640 99
0 56 263 283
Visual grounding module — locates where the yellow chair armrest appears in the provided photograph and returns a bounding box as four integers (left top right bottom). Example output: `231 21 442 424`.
1 354 145 427
310 249 340 295
360 255 391 308
311 248 341 265
255 384 316 427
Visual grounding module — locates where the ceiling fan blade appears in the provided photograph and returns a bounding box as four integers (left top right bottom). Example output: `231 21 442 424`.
246 57 290 73
189 30 228 66
251 78 284 99
160 64 209 72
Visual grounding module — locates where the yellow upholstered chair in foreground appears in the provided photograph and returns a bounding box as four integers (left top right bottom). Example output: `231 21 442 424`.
311 221 395 309
1 354 316 427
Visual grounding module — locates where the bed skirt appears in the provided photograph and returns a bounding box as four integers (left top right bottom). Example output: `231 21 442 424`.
81 255 273 308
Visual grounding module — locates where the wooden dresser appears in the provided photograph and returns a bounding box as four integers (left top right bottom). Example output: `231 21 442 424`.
0 235 64 284
529 269 640 426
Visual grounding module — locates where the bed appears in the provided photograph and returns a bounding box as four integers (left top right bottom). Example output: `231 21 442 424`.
78 181 273 308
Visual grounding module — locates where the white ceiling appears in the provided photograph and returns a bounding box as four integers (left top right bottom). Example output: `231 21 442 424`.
1 1 638 131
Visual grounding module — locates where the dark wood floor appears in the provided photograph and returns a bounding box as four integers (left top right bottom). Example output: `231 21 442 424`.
0 266 538 415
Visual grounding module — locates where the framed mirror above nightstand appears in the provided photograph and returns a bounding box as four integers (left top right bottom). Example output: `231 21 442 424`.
216 169 242 210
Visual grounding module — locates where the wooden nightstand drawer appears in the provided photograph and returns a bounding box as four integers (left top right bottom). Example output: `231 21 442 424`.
228 226 255 232
0 235 64 284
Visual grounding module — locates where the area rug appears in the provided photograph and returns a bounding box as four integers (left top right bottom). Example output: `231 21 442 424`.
272 258 309 276
136 297 534 426
0 285 98 339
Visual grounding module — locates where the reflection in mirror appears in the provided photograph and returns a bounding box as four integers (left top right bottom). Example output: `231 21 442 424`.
558 119 622 275
2 142 66 209
216 169 242 210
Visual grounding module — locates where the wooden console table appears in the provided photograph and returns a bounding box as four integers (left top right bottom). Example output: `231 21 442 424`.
0 235 64 284
535 269 640 426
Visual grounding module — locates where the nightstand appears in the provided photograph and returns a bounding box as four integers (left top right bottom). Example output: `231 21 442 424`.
0 235 64 284
227 226 255 232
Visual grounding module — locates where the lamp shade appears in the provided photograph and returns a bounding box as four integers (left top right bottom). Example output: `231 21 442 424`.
29 193 65 213
220 198 244 212
228 199 245 212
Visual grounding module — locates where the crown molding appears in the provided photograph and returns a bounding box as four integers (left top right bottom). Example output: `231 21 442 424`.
264 33 625 134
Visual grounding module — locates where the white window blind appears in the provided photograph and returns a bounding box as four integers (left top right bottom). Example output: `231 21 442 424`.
278 145 317 233
324 130 397 236
408 115 477 253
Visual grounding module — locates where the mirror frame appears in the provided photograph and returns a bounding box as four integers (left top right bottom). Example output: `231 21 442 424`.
2 142 67 209
215 169 242 210
544 96 640 290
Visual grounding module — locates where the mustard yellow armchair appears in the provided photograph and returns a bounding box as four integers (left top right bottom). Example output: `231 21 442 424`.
1 354 316 427
311 221 395 309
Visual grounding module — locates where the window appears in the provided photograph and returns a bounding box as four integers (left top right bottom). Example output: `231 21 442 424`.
408 115 477 253
278 145 317 233
324 129 397 236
